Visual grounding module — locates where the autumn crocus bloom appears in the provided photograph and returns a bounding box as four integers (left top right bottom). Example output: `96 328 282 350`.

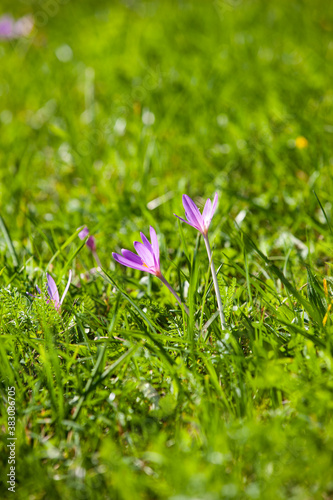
78 226 89 239
79 226 97 252
174 193 218 236
113 226 161 277
28 271 72 311
175 193 226 331
113 227 189 315
46 270 72 311
0 14 34 39
0 16 14 39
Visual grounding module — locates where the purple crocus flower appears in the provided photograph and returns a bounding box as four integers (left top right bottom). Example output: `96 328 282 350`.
174 193 218 236
79 226 96 252
0 16 14 39
0 14 34 40
46 271 72 311
28 271 72 312
78 226 89 239
113 226 161 277
175 193 226 330
113 227 189 315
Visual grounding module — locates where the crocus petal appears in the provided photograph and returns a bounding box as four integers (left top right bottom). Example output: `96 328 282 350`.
182 195 205 232
112 252 149 273
121 249 144 265
202 198 212 222
60 270 72 305
46 273 60 305
140 232 153 253
0 16 14 39
183 195 203 221
149 226 160 268
204 192 218 230
211 192 218 218
78 226 89 240
36 285 41 294
174 214 199 229
133 241 155 268
86 235 96 252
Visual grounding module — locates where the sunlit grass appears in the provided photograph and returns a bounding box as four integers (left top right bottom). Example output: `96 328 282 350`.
1 0 333 498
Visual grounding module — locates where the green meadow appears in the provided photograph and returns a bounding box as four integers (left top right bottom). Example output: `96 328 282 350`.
1 0 333 498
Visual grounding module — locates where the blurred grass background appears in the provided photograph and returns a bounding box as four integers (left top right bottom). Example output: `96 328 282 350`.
1 0 333 256
1 0 333 498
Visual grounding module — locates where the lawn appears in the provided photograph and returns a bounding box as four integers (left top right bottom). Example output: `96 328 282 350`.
1 0 333 498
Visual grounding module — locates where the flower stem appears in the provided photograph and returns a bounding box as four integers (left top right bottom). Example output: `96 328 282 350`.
159 275 190 316
203 235 226 331
92 250 102 269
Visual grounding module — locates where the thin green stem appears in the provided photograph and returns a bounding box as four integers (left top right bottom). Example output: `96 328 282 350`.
159 275 190 316
203 235 226 331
